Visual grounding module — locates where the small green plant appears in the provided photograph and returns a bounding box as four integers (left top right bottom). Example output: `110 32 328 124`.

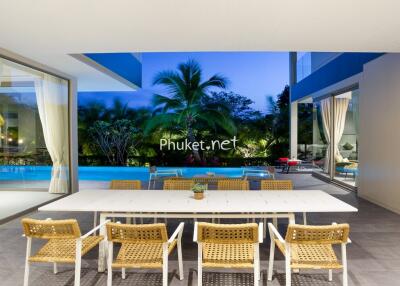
342 142 354 151
192 183 207 193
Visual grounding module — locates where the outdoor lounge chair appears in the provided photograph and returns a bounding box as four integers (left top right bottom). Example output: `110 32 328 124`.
268 223 350 286
106 222 184 286
194 222 263 286
21 218 108 286
335 162 358 179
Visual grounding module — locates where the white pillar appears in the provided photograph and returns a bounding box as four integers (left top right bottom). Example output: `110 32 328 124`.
289 52 298 159
69 79 79 193
290 101 298 159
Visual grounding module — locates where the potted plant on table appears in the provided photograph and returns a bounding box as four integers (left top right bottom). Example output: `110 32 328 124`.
192 183 207 200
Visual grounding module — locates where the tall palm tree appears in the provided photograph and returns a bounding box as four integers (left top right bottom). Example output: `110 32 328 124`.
145 59 236 161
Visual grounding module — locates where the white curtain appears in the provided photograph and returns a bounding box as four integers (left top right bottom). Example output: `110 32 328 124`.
35 74 69 194
320 97 349 172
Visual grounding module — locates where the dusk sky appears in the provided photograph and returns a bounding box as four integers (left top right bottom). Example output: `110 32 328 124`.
79 52 289 113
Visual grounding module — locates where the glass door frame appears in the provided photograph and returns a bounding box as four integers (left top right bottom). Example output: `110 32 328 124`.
312 84 359 191
0 52 74 194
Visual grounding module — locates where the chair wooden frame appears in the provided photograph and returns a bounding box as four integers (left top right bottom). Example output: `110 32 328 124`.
21 217 109 286
268 223 351 286
194 222 263 286
106 222 185 286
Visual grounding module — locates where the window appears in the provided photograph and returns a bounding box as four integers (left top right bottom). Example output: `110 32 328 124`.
0 56 70 193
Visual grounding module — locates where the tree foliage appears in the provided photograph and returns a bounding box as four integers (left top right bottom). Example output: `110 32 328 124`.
88 119 137 166
145 59 236 161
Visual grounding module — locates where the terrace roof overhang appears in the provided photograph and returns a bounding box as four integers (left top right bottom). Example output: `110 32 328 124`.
291 53 384 102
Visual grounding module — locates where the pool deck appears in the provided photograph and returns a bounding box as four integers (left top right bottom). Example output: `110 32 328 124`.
1 173 399 285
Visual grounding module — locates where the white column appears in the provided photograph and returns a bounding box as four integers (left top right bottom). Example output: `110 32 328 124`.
290 101 298 159
69 79 79 193
289 52 298 159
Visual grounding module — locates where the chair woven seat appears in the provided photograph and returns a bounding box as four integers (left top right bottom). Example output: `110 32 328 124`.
29 236 103 263
112 240 177 268
110 180 141 190
202 242 254 268
274 239 342 269
163 179 195 190
194 222 263 286
260 180 293 190
217 179 249 190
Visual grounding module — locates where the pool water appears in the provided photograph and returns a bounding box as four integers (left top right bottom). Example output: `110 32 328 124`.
0 166 257 181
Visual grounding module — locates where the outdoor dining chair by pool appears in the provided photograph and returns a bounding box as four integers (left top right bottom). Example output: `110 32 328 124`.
21 217 108 286
163 179 199 223
260 179 307 225
163 179 196 190
107 180 142 224
148 166 182 189
217 179 250 190
217 179 250 222
194 222 263 286
267 222 350 286
110 179 142 190
106 222 184 286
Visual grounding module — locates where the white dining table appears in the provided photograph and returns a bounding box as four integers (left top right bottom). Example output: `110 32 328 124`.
39 189 357 272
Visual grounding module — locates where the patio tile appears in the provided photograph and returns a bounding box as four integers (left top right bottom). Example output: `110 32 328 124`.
0 174 398 285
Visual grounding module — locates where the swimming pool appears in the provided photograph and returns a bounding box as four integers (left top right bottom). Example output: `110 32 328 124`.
0 166 255 181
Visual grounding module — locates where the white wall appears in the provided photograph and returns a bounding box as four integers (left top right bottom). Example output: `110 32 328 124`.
359 53 400 213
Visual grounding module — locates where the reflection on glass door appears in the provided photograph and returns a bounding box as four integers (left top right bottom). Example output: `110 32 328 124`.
312 98 331 179
333 90 359 187
311 89 359 189
0 56 70 193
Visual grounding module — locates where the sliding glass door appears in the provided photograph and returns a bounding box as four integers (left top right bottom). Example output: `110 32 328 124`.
311 97 332 179
311 88 359 189
0 56 70 193
333 90 359 187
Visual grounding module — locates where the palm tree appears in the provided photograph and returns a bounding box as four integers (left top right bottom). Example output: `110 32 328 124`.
145 59 236 161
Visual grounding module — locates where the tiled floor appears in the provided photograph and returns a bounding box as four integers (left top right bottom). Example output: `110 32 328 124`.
1 174 399 285
0 191 61 223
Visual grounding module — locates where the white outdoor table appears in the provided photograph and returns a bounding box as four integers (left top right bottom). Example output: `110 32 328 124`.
39 189 358 272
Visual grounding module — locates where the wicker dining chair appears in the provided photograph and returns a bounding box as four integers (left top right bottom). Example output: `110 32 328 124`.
260 179 293 190
21 218 108 286
110 180 142 190
268 223 351 286
260 179 307 226
105 180 142 224
217 179 249 190
106 222 184 286
163 179 196 190
194 222 263 286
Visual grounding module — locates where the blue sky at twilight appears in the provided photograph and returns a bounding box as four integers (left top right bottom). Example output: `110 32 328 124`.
79 52 289 113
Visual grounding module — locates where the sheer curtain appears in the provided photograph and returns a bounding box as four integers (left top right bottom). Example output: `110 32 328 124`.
321 97 350 173
35 74 69 194
321 98 332 172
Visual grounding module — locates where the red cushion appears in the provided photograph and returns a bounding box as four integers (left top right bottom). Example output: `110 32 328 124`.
278 157 289 162
288 161 298 166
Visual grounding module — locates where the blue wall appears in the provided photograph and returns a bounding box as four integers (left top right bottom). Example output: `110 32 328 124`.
291 52 384 101
85 53 142 88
